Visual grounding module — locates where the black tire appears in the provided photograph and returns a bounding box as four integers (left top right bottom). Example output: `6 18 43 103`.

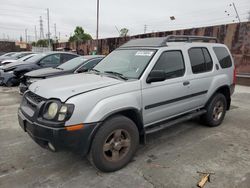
88 115 139 172
201 93 227 127
5 79 14 87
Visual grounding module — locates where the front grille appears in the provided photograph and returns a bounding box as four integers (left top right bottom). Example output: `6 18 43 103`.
26 91 46 104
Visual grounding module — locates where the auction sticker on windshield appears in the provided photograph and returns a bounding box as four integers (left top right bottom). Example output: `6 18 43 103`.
135 51 154 56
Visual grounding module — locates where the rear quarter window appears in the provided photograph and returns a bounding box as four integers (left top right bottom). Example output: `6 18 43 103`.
213 47 232 68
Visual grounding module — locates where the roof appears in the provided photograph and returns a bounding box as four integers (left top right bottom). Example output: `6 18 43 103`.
82 55 105 59
119 35 218 48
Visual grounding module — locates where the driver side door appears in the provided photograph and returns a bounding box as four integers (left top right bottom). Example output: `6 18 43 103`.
142 50 190 126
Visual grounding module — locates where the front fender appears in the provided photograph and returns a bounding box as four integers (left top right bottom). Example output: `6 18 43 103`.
65 81 142 126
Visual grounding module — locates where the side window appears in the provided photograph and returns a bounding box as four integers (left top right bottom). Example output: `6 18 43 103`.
202 48 213 71
61 54 77 63
213 47 232 68
153 51 185 79
83 59 102 70
188 47 213 74
39 54 60 66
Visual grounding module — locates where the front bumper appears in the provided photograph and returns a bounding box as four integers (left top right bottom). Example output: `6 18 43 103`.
0 70 19 86
18 109 99 156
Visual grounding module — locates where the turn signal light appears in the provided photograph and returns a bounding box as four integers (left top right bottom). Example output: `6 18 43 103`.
65 124 84 131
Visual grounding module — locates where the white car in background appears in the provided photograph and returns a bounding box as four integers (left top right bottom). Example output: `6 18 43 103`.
0 54 37 68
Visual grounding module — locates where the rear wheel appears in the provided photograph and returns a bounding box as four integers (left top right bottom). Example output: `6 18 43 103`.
5 79 14 87
88 115 139 172
201 93 227 127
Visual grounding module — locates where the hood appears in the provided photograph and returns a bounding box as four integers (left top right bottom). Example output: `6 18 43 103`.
2 61 30 70
25 67 67 78
0 57 16 61
29 73 123 101
1 59 16 64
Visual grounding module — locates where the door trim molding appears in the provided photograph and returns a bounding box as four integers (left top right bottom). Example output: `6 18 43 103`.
144 90 208 110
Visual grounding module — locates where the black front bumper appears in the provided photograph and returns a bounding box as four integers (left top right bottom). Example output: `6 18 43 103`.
18 109 99 156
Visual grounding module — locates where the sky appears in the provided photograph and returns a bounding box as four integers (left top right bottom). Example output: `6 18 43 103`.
0 0 249 41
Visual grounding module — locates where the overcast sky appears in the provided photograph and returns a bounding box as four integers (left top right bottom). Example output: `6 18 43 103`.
0 0 249 41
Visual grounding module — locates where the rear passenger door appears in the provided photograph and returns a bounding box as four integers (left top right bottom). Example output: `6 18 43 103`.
186 47 214 109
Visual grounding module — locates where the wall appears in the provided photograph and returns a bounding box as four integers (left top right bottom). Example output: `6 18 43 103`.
0 41 16 52
54 21 250 74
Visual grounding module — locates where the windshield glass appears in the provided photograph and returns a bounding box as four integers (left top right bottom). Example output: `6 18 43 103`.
19 54 36 61
25 53 46 63
57 56 86 70
94 49 156 79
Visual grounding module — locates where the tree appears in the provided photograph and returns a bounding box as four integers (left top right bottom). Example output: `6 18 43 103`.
119 28 129 37
32 39 53 47
69 26 92 42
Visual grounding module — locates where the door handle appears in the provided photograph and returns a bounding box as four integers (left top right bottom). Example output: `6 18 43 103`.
183 81 190 86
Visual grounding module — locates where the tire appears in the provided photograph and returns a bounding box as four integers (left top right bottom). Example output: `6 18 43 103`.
5 79 14 87
88 115 139 172
201 93 227 127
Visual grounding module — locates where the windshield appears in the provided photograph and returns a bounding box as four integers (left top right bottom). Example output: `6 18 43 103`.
12 53 31 59
94 49 156 79
25 53 46 63
19 54 36 61
57 56 86 70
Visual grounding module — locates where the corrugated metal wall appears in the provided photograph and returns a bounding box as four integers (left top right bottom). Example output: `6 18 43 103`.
54 21 250 74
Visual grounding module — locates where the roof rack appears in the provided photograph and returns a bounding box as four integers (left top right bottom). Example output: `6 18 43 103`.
119 35 218 48
162 35 218 45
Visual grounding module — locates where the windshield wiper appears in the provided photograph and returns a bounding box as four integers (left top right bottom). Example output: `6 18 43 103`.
104 71 128 80
55 67 64 70
90 68 100 73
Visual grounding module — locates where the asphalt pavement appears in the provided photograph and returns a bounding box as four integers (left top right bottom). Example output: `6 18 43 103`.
0 85 250 188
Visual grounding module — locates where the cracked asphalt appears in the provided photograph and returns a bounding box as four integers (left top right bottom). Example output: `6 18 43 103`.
0 85 250 188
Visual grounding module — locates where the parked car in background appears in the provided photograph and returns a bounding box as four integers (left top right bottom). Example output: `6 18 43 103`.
0 52 18 62
0 53 37 66
0 52 79 87
19 55 104 94
0 52 34 64
18 35 235 172
0 52 16 58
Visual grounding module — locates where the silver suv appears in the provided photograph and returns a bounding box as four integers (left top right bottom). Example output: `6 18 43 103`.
18 35 235 172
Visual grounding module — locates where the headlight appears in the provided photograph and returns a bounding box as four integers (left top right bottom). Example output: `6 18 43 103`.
43 100 74 122
47 102 59 119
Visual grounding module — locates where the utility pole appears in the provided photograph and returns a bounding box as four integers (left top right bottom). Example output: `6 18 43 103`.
39 16 44 39
59 32 60 41
230 2 241 23
96 0 100 53
25 29 28 43
47 8 51 49
144 25 147 34
54 23 57 40
115 26 121 36
35 26 37 41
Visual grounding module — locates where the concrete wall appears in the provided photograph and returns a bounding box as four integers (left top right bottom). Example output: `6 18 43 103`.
54 21 250 74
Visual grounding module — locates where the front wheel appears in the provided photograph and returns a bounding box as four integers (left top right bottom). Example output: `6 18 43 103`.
88 115 139 172
201 93 227 127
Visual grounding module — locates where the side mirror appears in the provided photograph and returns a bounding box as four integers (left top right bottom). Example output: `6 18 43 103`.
146 70 166 83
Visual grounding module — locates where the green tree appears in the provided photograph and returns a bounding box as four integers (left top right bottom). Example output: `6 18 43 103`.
69 26 92 42
120 28 129 37
32 39 53 47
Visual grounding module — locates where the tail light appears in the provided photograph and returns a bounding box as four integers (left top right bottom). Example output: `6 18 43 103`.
233 67 237 85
